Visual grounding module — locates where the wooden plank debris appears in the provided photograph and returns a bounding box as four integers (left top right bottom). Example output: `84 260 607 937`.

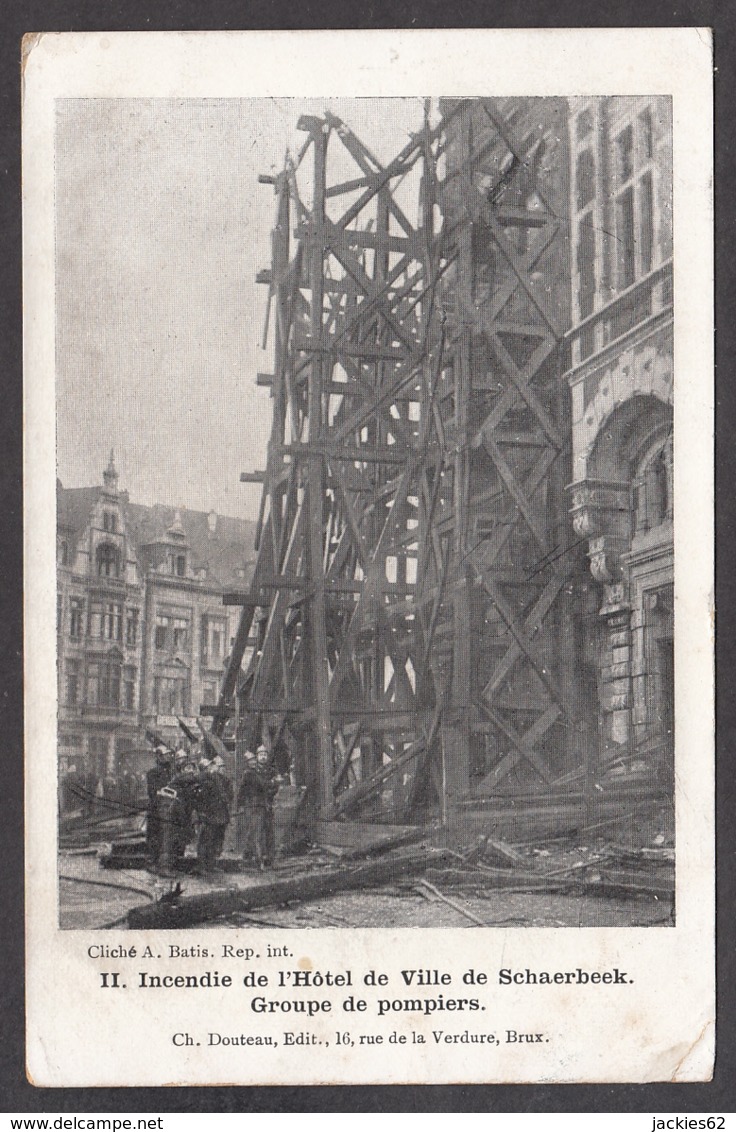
414 879 488 926
462 835 525 868
127 847 454 929
313 821 425 859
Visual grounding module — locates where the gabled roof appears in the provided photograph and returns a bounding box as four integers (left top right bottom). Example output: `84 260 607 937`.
56 481 256 589
123 503 255 586
57 484 101 537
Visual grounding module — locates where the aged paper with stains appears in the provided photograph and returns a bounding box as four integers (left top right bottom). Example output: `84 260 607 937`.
24 29 713 1086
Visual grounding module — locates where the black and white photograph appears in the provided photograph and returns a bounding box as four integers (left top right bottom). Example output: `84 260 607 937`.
54 92 676 932
23 30 713 1087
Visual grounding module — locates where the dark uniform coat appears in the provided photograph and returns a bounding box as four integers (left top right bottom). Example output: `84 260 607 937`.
237 766 278 866
145 760 173 862
193 770 233 871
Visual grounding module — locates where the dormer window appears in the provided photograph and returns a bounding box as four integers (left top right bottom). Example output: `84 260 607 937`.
168 552 187 577
96 542 121 578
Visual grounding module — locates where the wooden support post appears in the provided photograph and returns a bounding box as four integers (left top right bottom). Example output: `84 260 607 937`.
443 103 475 813
215 100 582 823
306 123 334 817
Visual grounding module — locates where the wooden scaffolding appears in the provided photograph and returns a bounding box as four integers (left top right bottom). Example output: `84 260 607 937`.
214 98 587 823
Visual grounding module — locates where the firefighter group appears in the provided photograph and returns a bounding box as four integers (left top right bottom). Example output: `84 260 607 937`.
146 740 280 877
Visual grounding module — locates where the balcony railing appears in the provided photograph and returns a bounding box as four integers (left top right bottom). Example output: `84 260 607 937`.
567 261 673 368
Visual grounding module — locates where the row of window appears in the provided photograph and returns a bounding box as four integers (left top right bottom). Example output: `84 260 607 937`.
151 678 220 715
59 599 228 661
60 598 140 644
153 615 226 659
573 104 660 318
152 675 189 715
65 659 137 710
59 540 192 580
155 614 189 651
63 661 221 716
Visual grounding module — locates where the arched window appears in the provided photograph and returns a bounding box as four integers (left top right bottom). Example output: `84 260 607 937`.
633 434 673 535
96 542 120 578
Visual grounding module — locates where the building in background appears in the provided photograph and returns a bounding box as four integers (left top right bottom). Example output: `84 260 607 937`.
57 455 255 779
566 96 673 766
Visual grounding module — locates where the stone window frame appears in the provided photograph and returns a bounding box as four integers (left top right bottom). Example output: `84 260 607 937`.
172 616 189 650
95 541 121 579
152 671 190 715
123 664 137 710
631 430 674 537
65 657 81 706
167 550 188 577
69 597 85 639
89 599 123 642
571 105 599 321
612 102 658 291
154 613 171 650
125 607 140 646
201 613 228 666
85 650 124 708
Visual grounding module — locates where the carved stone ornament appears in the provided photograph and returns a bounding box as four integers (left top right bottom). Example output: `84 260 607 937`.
569 479 630 550
587 536 628 584
600 582 629 616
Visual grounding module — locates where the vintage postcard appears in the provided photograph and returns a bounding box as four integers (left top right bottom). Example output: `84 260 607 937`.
23 29 714 1086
